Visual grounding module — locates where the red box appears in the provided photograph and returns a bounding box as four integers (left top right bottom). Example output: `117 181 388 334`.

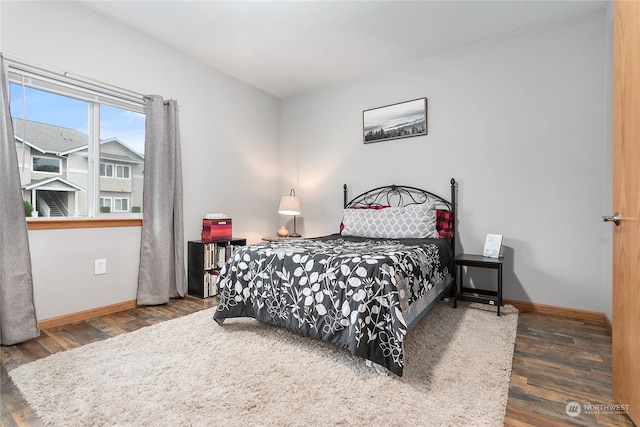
202 218 232 241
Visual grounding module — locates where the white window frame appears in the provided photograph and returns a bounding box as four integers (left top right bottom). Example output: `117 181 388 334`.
115 164 130 179
113 197 130 212
32 155 61 175
100 162 114 178
7 57 145 218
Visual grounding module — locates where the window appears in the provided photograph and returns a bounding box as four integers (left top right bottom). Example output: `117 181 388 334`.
99 104 144 216
114 198 129 212
100 197 112 208
8 62 145 218
32 156 61 174
115 164 130 179
100 163 114 178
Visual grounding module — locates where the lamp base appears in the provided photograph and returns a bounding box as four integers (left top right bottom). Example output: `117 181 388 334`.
289 215 301 238
277 226 289 237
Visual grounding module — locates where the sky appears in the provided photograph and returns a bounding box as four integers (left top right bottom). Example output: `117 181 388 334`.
9 83 146 154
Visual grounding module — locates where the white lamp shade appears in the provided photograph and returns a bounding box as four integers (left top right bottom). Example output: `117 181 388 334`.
278 195 300 216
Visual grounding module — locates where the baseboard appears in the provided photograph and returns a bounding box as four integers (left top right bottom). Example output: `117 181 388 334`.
603 313 613 330
504 299 609 325
38 300 137 330
37 298 609 331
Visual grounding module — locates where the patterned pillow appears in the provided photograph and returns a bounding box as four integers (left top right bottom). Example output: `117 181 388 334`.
436 209 454 239
339 205 389 233
341 202 438 239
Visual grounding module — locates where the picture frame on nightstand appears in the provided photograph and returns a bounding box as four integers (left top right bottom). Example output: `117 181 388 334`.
483 234 503 258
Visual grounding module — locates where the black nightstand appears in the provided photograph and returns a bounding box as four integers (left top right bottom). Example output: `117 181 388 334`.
454 254 504 316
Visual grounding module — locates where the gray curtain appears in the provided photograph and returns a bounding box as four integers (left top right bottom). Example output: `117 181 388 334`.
0 57 40 344
137 96 186 305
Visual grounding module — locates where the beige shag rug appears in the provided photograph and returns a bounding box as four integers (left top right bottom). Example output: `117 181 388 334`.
9 301 518 427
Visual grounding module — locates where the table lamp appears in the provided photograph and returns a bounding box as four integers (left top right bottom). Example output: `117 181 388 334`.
278 189 301 237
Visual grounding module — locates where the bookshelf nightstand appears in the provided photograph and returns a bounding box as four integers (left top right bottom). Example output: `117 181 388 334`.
187 238 246 298
454 254 504 316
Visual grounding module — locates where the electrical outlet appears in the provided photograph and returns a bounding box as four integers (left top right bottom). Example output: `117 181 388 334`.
95 259 106 275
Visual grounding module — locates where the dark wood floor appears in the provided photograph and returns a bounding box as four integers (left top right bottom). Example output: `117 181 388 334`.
1 297 635 427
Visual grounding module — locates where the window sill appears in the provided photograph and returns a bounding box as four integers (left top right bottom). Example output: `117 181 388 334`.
26 217 143 230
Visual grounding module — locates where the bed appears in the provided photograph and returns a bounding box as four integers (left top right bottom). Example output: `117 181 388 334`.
213 179 457 376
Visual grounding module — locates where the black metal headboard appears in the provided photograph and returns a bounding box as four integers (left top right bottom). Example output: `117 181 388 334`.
342 178 457 254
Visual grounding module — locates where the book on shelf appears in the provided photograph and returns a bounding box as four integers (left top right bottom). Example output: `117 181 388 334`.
203 271 210 298
209 243 215 268
209 270 219 296
216 245 226 269
203 242 237 271
483 234 503 258
204 244 209 269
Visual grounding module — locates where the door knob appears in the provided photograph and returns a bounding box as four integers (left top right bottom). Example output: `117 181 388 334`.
602 212 621 226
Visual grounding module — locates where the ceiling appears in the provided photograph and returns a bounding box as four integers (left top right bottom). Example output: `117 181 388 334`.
79 0 608 99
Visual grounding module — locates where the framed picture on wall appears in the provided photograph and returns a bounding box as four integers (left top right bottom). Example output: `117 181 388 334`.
363 97 427 144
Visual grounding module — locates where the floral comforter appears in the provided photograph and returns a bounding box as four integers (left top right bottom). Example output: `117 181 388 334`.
213 234 452 376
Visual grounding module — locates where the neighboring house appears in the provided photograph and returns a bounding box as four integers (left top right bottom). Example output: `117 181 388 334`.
13 118 144 217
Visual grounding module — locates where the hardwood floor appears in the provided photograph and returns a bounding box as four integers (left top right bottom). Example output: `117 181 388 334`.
1 297 635 427
506 312 634 427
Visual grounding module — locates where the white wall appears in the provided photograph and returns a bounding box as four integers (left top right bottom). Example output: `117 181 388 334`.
281 9 612 312
1 1 281 320
1 2 614 319
28 227 141 319
602 3 614 323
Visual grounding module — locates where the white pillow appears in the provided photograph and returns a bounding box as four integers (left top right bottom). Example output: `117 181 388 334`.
341 202 438 239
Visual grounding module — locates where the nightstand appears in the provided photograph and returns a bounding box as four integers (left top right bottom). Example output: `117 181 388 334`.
454 254 504 316
262 236 303 242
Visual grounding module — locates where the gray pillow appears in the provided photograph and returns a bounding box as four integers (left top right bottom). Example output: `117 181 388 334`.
341 202 437 239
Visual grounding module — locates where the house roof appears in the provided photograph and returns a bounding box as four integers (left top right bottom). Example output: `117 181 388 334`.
22 176 85 192
101 137 144 161
12 118 144 161
100 153 144 165
13 118 87 154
